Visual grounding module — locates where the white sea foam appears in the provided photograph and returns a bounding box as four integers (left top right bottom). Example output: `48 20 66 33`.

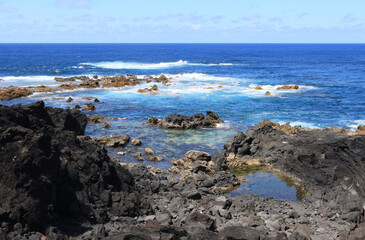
277 121 321 129
1 76 56 81
342 120 365 130
81 60 234 69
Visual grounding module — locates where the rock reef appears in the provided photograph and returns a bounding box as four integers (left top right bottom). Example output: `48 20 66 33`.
147 111 224 129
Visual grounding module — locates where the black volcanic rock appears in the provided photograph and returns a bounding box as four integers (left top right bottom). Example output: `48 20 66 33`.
0 101 145 236
147 110 224 129
214 124 365 220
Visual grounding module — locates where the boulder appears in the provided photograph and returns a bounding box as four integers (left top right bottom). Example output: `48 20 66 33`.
97 135 130 147
131 139 142 146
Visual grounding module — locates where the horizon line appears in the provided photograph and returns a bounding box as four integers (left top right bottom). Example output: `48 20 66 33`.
1 42 365 44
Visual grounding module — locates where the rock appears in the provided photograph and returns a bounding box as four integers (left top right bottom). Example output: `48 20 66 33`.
97 135 130 147
102 123 111 129
131 139 142 146
133 152 144 161
144 148 154 155
277 85 300 90
33 85 52 92
66 97 73 103
82 103 96 111
147 156 163 162
186 211 215 231
0 86 33 100
216 124 365 220
356 125 365 133
86 114 118 124
265 91 271 95
181 189 201 200
218 226 262 240
253 86 263 90
0 101 147 237
170 150 216 174
94 98 100 103
289 211 300 219
82 96 97 100
185 150 211 162
147 111 223 129
146 117 159 125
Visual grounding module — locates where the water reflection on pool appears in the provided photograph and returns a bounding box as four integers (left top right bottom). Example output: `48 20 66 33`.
228 166 307 202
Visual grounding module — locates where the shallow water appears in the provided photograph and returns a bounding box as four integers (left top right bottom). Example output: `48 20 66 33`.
1 44 364 201
229 167 307 202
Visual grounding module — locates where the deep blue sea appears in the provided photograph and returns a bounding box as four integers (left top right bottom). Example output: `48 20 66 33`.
1 44 364 201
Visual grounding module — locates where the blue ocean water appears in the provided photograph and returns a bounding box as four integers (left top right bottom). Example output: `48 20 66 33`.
1 44 364 200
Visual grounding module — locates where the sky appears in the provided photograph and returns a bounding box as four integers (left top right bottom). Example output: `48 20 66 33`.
0 0 365 43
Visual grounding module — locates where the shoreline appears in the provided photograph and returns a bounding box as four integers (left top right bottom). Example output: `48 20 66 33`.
1 101 365 239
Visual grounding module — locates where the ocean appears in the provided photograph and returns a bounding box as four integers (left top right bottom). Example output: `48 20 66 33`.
1 43 364 200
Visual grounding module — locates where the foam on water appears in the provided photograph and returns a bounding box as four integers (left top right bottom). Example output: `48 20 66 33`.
1 76 56 82
81 60 234 69
277 121 321 129
342 120 365 130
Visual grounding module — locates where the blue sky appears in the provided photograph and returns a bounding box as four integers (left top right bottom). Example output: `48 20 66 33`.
0 0 364 43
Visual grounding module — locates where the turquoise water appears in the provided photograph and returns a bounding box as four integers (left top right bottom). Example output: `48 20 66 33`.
1 44 364 200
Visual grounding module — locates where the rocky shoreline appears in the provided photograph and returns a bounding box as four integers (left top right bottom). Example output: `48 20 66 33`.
1 102 365 239
0 74 173 101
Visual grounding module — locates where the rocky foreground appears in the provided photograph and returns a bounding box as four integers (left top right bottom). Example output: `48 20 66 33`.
1 102 365 239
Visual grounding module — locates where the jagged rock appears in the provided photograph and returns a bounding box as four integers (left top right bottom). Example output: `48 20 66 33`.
66 97 73 102
0 86 33 100
97 135 130 147
0 101 146 236
147 111 223 129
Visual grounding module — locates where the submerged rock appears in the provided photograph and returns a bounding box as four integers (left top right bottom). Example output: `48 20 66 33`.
147 110 224 129
86 114 118 124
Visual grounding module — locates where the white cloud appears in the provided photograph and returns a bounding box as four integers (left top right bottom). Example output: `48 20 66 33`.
56 0 92 8
192 24 202 30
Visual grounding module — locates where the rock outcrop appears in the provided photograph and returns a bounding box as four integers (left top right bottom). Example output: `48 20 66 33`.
147 111 224 129
0 86 33 100
0 102 148 237
214 123 365 222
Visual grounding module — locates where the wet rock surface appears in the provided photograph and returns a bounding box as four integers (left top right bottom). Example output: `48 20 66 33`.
147 110 224 129
0 86 33 100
